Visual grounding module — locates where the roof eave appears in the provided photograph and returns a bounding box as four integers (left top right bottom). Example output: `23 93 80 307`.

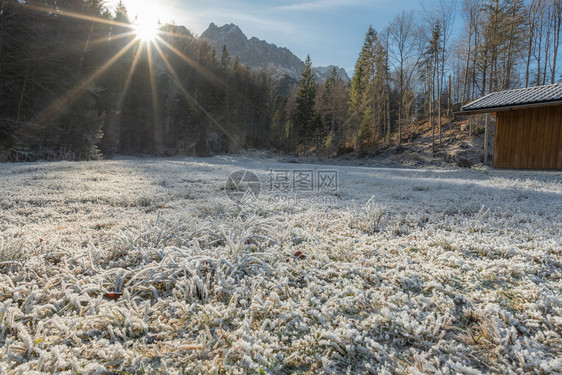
455 99 562 116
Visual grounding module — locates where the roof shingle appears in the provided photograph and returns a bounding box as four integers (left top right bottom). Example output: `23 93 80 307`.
461 83 562 113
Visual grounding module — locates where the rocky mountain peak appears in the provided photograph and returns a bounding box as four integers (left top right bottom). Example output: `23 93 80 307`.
200 23 350 83
201 23 248 53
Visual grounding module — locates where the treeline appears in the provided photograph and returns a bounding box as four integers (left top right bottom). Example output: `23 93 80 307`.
0 0 271 161
0 0 560 161
282 0 562 155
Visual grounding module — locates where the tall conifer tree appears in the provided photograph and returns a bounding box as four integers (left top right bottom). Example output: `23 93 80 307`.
294 55 317 151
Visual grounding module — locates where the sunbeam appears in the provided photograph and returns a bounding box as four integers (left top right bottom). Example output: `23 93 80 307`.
19 0 236 152
118 43 145 110
146 42 164 153
86 31 137 47
152 42 241 149
158 29 196 41
16 31 136 65
20 2 133 30
155 36 224 87
36 38 138 124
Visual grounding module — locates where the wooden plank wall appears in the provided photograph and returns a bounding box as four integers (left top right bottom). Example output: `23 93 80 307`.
493 105 562 169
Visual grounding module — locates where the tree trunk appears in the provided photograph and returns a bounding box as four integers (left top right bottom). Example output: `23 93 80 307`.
462 32 472 103
448 74 452 118
398 102 402 144
536 20 543 86
385 46 391 145
526 10 535 87
472 24 479 99
543 10 552 85
386 87 391 145
448 74 452 143
355 118 359 154
438 49 442 146
431 107 435 154
504 3 517 90
16 66 29 126
552 4 561 84
488 0 500 93
430 62 435 154
372 98 377 144
482 50 488 96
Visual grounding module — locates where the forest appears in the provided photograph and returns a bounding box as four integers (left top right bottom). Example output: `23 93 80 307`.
0 0 560 161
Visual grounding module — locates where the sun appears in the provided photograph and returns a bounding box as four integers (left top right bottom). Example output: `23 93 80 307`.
128 0 169 41
133 18 160 41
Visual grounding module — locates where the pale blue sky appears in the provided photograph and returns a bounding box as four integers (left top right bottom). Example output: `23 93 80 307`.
112 0 438 74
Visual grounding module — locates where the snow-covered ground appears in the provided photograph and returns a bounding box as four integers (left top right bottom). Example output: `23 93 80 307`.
0 156 560 374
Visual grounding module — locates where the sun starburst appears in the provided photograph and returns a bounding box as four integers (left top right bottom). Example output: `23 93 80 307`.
134 19 160 41
19 0 234 148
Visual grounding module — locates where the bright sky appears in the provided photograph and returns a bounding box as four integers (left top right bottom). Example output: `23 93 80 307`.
108 0 442 74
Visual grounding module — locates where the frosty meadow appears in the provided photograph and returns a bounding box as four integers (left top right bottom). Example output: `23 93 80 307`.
0 156 561 373
3 0 562 372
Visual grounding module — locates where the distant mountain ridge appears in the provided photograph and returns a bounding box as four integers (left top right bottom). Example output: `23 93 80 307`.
200 23 350 83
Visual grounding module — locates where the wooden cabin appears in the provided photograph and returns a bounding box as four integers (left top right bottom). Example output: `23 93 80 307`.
458 84 562 170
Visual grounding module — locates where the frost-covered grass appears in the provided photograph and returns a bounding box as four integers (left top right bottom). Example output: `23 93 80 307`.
0 156 561 374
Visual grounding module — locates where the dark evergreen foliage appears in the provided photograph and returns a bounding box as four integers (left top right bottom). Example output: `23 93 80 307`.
2 0 557 161
294 55 318 152
0 0 273 160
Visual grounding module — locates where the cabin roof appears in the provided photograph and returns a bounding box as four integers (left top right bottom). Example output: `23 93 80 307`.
459 83 562 114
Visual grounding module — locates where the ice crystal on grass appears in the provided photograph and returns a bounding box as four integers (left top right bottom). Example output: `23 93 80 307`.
0 157 560 374
347 196 385 234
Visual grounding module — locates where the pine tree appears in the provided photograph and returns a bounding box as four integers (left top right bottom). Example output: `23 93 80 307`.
271 95 289 149
420 20 442 152
316 67 348 153
220 45 231 70
294 55 317 152
349 26 383 153
114 1 130 24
